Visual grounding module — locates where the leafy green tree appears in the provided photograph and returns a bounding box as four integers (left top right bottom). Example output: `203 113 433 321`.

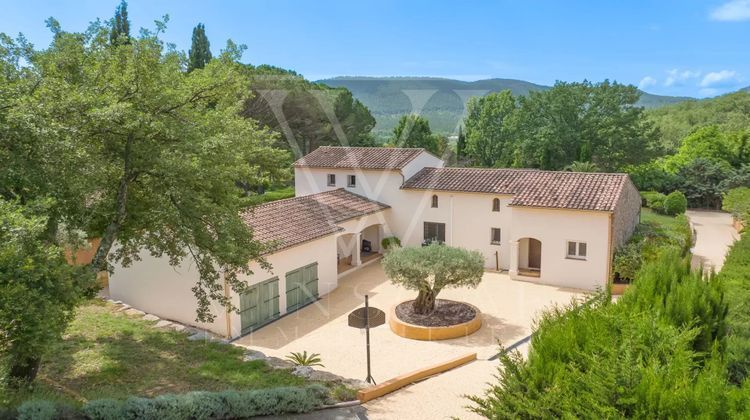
723 187 750 223
0 20 279 321
564 161 600 172
663 126 736 172
464 91 518 167
624 161 679 192
381 243 484 314
677 158 733 208
0 200 94 385
391 114 439 154
513 81 658 171
109 0 130 46
188 23 212 72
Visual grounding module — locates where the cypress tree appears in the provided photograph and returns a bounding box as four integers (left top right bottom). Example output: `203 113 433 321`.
457 125 466 160
110 0 130 46
188 23 212 72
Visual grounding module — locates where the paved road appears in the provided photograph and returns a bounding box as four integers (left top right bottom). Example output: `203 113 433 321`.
686 210 739 272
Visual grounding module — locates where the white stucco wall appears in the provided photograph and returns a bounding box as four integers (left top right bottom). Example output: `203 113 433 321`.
109 249 230 337
109 233 339 339
509 207 611 291
400 151 445 180
392 191 515 270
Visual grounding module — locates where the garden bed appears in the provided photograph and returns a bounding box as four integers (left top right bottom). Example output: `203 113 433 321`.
390 300 482 341
395 299 476 327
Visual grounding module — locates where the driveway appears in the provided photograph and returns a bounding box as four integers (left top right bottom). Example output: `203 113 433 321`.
687 210 739 272
234 262 583 419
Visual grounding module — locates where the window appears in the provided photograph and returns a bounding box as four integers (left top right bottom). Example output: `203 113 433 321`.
347 175 356 187
423 222 446 243
492 198 500 212
327 174 336 187
431 194 439 208
566 241 587 260
491 228 502 245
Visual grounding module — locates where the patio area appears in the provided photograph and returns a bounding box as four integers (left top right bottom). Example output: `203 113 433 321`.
233 261 584 382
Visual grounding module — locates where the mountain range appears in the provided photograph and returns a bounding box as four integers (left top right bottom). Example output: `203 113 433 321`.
318 76 694 136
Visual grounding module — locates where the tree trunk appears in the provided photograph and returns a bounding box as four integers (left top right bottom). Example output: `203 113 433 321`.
7 355 41 386
413 289 436 315
90 135 134 273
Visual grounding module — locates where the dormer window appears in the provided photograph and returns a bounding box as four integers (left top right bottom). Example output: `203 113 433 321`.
327 174 336 187
347 175 356 188
431 195 439 208
492 198 500 212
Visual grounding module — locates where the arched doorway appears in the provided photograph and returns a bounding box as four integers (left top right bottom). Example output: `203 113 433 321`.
518 237 541 277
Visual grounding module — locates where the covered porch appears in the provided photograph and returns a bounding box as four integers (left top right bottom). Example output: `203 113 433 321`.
336 223 385 275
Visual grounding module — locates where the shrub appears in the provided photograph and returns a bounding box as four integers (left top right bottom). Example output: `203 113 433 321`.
82 399 122 420
380 236 401 250
285 351 324 367
663 191 688 215
16 400 60 420
723 187 750 224
641 191 666 211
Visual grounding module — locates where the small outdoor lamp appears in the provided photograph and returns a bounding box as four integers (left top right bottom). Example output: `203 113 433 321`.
347 294 385 384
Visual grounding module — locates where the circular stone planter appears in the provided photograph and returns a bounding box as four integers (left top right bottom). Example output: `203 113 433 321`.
389 300 482 341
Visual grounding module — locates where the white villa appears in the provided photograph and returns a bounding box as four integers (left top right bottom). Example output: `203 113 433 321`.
110 146 641 338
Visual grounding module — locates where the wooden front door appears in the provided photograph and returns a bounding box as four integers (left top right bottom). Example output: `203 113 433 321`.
528 239 542 269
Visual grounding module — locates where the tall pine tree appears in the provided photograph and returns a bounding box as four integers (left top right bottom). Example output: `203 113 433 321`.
188 23 212 72
109 0 130 46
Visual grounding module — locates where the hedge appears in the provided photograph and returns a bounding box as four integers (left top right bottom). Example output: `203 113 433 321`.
12 385 328 420
719 234 750 384
469 250 747 418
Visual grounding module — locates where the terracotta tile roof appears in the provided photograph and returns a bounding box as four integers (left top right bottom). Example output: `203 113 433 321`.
293 146 426 170
402 167 630 212
240 189 389 252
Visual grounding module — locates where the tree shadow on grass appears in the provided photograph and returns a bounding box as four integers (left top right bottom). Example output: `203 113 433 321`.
37 304 303 402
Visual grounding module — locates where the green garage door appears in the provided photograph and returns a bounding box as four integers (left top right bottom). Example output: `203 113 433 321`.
239 277 280 334
285 263 319 312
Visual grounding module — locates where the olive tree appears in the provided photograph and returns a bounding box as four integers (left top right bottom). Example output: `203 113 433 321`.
381 243 484 314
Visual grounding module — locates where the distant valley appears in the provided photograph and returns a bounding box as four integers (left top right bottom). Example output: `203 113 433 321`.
318 76 694 136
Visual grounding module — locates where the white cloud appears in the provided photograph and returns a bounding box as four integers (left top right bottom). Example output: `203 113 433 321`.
700 70 740 87
710 0 750 21
638 76 657 90
664 69 701 87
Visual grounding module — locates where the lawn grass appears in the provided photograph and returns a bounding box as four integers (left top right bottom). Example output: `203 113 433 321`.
1 299 306 408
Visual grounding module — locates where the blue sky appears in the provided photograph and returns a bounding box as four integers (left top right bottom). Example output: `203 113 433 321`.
3 0 749 98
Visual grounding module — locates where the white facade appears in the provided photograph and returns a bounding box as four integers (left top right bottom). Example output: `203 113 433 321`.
110 148 637 338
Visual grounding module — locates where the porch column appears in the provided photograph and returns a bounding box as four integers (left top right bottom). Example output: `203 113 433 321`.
353 233 362 266
377 225 385 254
509 240 519 277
